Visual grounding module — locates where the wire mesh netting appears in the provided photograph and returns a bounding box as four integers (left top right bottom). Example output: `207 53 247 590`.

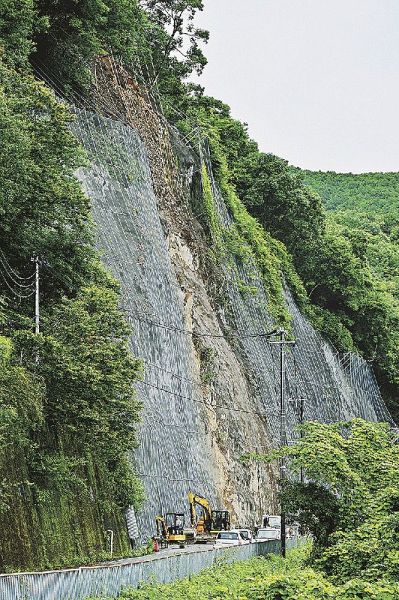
70 110 218 541
204 157 394 444
70 108 394 544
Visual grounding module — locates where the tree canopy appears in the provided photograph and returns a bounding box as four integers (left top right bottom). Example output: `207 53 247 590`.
258 419 399 583
0 39 142 570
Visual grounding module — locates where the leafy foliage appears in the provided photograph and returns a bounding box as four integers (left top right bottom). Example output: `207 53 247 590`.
0 49 142 570
301 170 399 299
256 419 399 585
301 170 399 216
0 0 39 69
89 544 399 599
0 60 96 299
34 0 149 92
32 0 209 104
197 115 308 326
301 170 399 409
141 0 209 78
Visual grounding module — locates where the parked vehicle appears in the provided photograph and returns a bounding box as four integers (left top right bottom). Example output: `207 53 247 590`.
255 527 281 541
236 528 253 542
268 515 281 529
155 513 196 548
214 530 249 547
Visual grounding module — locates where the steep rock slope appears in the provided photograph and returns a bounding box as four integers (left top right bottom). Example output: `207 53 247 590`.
71 63 393 540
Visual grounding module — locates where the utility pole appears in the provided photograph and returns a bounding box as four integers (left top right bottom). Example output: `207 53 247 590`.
269 328 295 558
289 397 305 483
299 397 305 484
31 256 40 334
295 398 306 483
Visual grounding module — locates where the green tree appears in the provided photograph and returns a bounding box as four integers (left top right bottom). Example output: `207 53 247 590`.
34 0 148 92
256 419 399 583
236 153 325 259
0 57 96 300
141 0 209 79
0 0 38 69
21 285 142 464
0 56 143 569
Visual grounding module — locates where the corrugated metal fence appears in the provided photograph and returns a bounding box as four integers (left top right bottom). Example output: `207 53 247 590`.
0 540 287 600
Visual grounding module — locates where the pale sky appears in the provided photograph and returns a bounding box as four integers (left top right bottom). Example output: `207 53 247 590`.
194 0 399 173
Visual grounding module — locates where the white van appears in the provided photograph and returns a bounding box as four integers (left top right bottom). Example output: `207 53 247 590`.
215 530 250 547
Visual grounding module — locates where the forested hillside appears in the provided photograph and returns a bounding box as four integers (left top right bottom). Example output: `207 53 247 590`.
0 0 397 579
198 112 399 414
301 170 399 214
301 170 399 408
302 171 399 298
0 1 143 570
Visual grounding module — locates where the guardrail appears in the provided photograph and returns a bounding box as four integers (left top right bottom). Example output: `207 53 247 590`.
0 540 292 600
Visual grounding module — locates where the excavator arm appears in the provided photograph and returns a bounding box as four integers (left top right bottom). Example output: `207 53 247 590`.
187 492 212 532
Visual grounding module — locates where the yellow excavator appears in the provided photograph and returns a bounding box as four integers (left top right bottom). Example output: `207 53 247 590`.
188 492 231 542
155 513 195 548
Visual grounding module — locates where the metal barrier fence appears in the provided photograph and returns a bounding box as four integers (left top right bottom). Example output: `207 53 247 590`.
0 540 286 600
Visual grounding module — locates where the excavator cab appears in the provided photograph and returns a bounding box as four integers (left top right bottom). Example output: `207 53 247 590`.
165 512 185 536
211 510 231 533
155 513 189 548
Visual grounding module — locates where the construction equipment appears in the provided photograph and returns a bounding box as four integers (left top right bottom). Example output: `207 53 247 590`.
188 492 231 542
155 513 195 548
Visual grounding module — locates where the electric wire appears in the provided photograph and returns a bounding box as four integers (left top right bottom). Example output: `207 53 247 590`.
0 268 36 299
0 256 35 290
0 249 35 281
125 309 284 340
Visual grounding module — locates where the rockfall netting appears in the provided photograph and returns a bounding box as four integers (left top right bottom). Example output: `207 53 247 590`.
71 110 218 541
71 109 393 543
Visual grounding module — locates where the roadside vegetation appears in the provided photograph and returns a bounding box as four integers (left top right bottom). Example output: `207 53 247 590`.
92 545 399 599
95 419 399 599
0 3 143 571
0 0 397 574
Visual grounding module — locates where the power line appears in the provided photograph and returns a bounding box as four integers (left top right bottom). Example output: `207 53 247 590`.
126 308 283 340
0 249 35 282
137 379 270 420
0 258 35 290
0 268 35 299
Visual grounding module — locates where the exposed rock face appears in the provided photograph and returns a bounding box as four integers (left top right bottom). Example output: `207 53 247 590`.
70 59 392 540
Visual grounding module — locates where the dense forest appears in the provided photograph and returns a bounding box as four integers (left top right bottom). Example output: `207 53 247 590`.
0 0 398 580
302 170 399 300
301 170 399 408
